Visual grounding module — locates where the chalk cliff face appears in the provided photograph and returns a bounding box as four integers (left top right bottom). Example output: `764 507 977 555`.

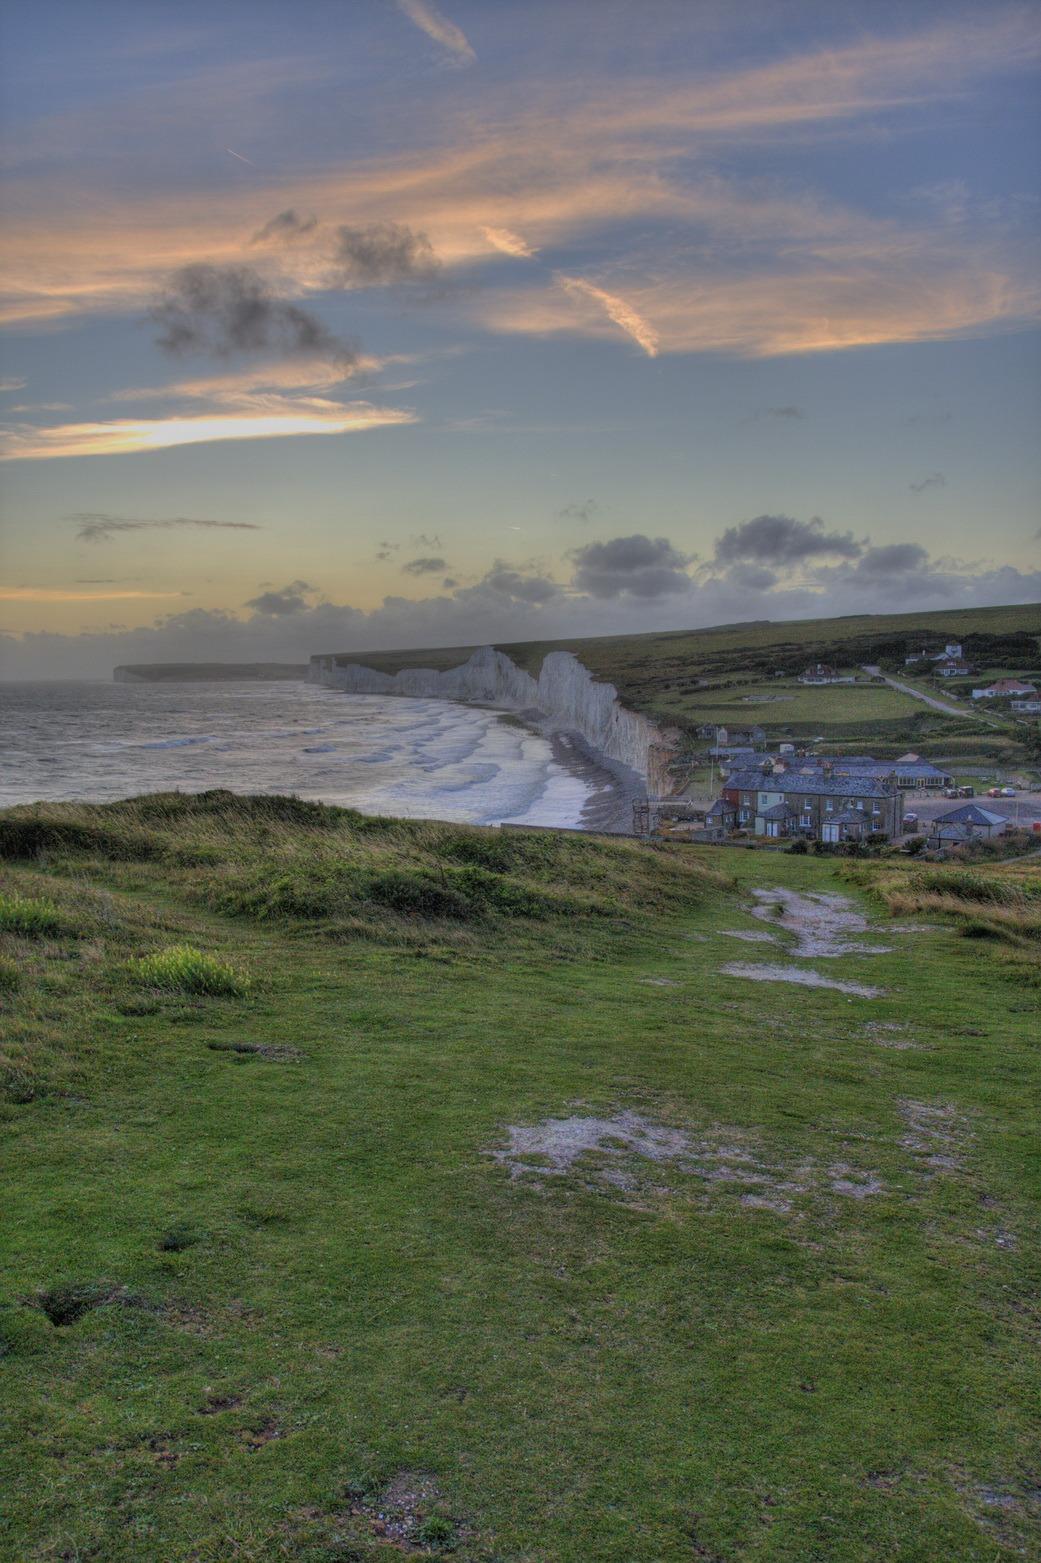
309 646 670 792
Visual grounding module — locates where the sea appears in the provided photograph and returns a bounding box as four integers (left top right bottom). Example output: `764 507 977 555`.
0 679 611 827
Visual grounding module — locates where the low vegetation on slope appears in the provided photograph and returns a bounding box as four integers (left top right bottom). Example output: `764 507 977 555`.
1 802 1039 1561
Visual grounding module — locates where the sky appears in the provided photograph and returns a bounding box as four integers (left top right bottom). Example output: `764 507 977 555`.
1 0 1040 678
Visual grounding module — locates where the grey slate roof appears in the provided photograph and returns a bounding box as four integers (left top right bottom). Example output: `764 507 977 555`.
759 802 795 820
934 803 1005 826
725 769 896 799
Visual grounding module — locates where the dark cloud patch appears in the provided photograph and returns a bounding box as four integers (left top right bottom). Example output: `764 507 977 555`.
245 580 318 615
151 264 357 362
569 534 692 599
411 532 443 549
909 472 946 493
442 577 458 589
726 562 778 590
401 556 447 575
714 514 862 566
70 512 261 544
847 543 930 578
330 222 439 287
251 209 318 244
484 567 560 603
557 499 599 523
761 405 805 420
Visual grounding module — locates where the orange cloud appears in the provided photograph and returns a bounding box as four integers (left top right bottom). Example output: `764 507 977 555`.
556 275 659 357
0 402 417 461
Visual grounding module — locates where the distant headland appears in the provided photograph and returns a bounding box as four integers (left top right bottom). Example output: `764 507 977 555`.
113 663 308 682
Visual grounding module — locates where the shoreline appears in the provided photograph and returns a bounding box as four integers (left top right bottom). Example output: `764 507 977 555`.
484 702 641 834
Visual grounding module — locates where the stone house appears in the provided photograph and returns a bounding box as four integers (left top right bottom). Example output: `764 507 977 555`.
721 767 902 842
927 804 1007 846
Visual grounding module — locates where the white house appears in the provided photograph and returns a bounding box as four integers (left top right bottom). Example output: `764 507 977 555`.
972 678 1037 700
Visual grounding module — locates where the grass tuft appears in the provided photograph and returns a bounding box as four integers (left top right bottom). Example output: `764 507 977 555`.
0 892 70 938
125 944 250 997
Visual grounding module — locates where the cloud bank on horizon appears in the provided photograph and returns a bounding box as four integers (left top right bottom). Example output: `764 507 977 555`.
0 0 1038 664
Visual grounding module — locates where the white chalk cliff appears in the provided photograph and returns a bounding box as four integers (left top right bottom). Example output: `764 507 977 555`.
309 646 671 792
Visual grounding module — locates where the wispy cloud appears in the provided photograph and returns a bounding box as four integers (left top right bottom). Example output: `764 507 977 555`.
395 0 476 66
482 227 536 258
68 513 263 544
2 402 416 461
909 471 947 493
556 275 659 357
0 586 185 602
0 377 27 392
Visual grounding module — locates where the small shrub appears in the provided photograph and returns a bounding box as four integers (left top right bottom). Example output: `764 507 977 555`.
787 838 808 854
364 870 473 921
126 944 250 997
0 892 69 938
0 957 21 992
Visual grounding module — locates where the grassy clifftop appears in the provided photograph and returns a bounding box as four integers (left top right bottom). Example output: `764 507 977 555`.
317 602 1041 752
1 793 1039 1559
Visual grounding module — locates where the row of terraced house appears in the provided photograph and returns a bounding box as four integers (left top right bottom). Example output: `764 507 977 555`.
705 753 952 843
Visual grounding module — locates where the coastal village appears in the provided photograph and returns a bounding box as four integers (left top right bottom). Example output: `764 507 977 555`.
633 636 1040 850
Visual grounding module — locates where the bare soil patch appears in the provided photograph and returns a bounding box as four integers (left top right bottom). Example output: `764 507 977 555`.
864 1022 920 1050
722 961 885 998
489 1113 884 1212
899 1099 969 1176
346 1470 459 1552
749 887 890 957
721 929 778 944
206 1040 305 1061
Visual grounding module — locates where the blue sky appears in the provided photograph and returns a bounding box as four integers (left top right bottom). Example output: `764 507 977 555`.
1 0 1039 675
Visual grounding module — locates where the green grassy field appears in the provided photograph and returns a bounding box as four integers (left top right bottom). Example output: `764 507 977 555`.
1 795 1039 1562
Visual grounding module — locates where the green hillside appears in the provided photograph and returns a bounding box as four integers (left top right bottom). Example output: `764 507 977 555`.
1 793 1039 1560
317 601 1041 758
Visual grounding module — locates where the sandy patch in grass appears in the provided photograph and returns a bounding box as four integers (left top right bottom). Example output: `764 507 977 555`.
489 1111 691 1179
488 1113 884 1212
750 887 890 957
639 975 681 987
864 1022 920 1050
899 1099 969 1176
721 929 778 944
722 961 885 998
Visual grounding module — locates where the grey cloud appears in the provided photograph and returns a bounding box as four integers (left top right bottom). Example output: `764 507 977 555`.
761 405 804 420
330 222 439 287
7 562 1041 683
848 543 930 578
909 472 946 493
70 512 262 544
151 264 357 362
484 567 560 603
569 534 693 599
726 562 778 590
412 532 443 549
442 577 458 589
244 580 318 615
251 209 318 244
557 499 599 523
401 556 447 575
714 514 862 566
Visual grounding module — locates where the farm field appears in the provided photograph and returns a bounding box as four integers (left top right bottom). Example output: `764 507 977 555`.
1 794 1039 1562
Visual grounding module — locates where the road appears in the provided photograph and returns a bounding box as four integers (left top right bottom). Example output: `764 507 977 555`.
860 665 980 718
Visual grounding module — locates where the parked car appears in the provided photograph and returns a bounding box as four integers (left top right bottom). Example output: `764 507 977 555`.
903 812 918 828
987 786 1003 797
1001 786 1016 797
958 785 975 797
943 786 960 798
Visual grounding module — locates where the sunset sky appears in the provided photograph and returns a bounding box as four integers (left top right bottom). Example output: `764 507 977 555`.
1 0 1039 676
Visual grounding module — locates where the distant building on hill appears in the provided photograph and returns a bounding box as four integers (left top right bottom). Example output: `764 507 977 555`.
935 657 973 678
972 678 1037 700
798 663 853 685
